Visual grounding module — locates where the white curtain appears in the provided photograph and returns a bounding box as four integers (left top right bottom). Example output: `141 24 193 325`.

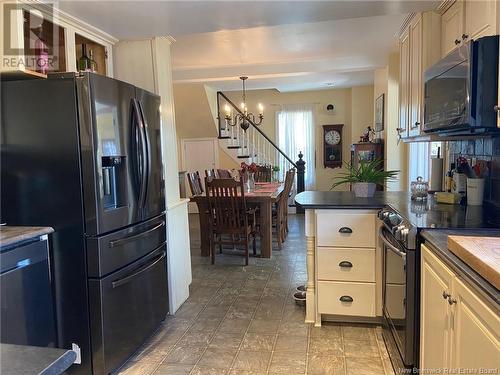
408 142 430 185
277 104 315 190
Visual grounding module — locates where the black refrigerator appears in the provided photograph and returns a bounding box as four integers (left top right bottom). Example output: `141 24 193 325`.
1 72 169 374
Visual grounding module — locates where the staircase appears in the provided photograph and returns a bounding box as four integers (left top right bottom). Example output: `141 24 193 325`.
216 91 305 211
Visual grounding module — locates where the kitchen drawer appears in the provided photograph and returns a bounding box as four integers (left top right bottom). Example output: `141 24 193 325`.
317 247 375 282
317 281 376 317
316 211 376 248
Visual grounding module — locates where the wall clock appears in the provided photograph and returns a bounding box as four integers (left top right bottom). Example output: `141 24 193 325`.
323 124 343 168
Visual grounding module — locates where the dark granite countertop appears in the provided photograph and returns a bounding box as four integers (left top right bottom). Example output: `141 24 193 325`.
294 191 410 209
0 344 76 375
0 226 54 249
421 229 500 305
295 191 500 230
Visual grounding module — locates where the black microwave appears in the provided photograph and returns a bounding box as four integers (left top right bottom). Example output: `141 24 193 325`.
423 35 499 134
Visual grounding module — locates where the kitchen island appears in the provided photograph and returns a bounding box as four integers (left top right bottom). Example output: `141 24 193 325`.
294 191 404 325
294 190 500 326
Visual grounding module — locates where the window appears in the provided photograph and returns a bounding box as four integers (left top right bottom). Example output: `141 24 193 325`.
408 141 442 186
276 104 315 190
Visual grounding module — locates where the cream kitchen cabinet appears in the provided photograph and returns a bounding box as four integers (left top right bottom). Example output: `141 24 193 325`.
398 27 411 139
398 11 441 139
420 244 500 372
420 244 455 369
450 277 500 370
408 14 423 137
465 0 497 40
441 1 465 57
310 209 381 325
441 0 497 58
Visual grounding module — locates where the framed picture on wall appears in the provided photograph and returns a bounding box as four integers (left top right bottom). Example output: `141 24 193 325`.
375 93 384 132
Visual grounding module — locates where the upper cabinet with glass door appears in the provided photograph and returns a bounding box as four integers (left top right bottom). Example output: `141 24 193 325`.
441 0 497 58
1 1 116 80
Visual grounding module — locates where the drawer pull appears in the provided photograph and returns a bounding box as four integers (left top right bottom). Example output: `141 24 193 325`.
339 295 353 303
338 227 353 234
338 261 353 268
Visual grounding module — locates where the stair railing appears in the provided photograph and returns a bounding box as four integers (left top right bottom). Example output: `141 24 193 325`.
217 91 305 211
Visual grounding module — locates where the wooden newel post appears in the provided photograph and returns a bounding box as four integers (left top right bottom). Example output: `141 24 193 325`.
296 151 305 214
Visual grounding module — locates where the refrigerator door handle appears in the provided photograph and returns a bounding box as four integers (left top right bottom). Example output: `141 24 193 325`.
108 221 165 248
131 99 148 213
111 252 165 289
137 101 151 209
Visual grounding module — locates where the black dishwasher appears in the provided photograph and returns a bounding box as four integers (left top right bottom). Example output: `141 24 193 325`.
0 239 57 347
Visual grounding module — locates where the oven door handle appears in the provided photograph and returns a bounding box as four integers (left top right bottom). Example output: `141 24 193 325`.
379 227 407 260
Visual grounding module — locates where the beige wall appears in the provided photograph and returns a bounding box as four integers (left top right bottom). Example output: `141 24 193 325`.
224 86 373 191
351 86 374 144
173 83 218 139
372 52 407 191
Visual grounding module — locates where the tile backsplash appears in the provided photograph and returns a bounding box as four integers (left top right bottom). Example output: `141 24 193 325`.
448 137 500 207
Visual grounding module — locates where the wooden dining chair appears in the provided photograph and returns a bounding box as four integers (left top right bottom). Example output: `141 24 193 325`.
187 171 203 196
217 169 231 178
255 165 272 182
205 169 218 179
275 168 295 250
205 177 257 265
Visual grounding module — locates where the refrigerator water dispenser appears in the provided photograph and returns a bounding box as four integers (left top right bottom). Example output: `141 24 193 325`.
101 156 126 210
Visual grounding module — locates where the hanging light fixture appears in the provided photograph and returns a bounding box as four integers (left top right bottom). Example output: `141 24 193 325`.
223 76 264 131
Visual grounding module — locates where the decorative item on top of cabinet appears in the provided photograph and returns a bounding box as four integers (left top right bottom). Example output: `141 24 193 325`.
323 124 343 168
22 9 66 74
75 34 107 75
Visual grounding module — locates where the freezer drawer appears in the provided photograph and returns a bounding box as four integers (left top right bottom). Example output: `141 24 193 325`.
88 246 168 375
86 214 166 278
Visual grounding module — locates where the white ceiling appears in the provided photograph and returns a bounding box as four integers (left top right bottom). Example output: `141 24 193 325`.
59 0 439 92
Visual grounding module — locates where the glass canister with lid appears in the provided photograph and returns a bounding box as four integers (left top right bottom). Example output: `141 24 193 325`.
411 176 429 200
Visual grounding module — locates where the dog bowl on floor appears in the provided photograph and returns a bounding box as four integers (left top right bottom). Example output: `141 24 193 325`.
293 291 306 306
296 285 307 292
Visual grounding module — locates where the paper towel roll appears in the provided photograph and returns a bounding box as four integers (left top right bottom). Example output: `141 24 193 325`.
430 158 444 192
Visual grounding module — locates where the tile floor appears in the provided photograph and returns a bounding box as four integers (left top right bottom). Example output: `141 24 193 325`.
118 214 395 375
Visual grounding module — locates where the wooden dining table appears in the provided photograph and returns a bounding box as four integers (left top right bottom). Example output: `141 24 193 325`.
190 182 284 259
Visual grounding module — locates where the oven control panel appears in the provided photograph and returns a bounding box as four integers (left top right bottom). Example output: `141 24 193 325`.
378 209 417 250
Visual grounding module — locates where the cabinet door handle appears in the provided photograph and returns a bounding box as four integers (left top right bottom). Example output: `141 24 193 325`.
442 291 451 300
339 295 353 303
339 227 353 234
462 33 469 40
338 261 353 268
415 122 420 127
448 297 457 305
494 105 500 112
455 39 461 45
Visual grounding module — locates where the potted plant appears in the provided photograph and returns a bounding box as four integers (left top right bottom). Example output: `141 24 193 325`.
330 159 399 197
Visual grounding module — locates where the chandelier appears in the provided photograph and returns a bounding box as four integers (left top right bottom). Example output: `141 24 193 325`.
224 76 264 132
